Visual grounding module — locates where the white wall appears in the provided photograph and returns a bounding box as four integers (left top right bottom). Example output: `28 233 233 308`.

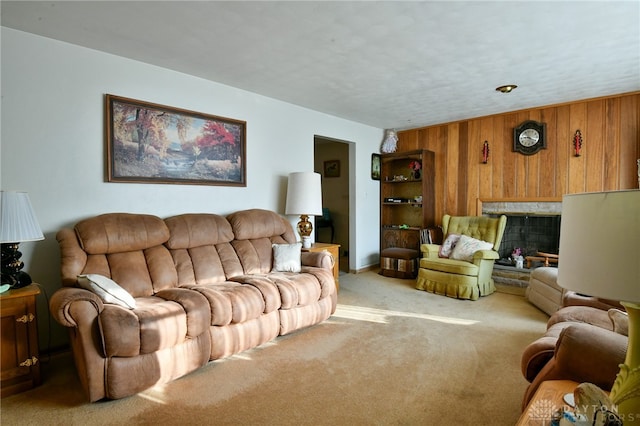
1 28 382 349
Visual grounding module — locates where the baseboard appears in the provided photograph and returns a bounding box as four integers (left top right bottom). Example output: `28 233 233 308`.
349 264 380 274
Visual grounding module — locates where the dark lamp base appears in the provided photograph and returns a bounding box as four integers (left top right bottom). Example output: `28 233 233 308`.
1 242 34 289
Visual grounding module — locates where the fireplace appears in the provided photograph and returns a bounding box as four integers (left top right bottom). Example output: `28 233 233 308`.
479 199 562 266
489 214 561 260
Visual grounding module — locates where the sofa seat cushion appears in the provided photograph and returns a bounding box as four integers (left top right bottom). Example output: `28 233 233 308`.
267 268 334 310
99 289 210 357
188 282 270 326
419 257 479 276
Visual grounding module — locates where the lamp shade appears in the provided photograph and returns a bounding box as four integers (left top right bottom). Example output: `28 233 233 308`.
285 172 322 216
557 190 640 303
0 191 44 243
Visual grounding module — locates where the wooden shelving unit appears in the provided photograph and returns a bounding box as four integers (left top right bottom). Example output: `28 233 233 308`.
380 149 436 253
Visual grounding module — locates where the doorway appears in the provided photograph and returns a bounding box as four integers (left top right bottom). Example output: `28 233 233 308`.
314 136 350 273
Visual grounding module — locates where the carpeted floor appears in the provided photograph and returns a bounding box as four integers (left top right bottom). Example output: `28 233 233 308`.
1 271 548 425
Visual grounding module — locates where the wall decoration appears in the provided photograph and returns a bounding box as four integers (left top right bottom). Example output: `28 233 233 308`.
324 160 340 178
482 140 490 164
573 129 583 157
371 154 381 180
513 120 546 155
105 94 246 186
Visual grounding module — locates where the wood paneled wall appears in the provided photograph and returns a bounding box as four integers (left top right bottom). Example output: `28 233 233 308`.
397 92 640 221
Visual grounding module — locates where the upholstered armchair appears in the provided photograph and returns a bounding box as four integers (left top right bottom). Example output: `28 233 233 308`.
416 214 507 300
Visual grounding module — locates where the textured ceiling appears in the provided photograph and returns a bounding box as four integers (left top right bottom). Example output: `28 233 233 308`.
2 1 639 130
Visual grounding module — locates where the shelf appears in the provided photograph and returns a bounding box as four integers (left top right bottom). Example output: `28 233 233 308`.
383 179 422 184
383 202 422 206
382 226 421 231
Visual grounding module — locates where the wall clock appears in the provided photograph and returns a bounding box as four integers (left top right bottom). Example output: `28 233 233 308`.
513 120 546 155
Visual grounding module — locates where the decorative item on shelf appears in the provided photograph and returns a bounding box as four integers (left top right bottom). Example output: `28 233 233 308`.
381 129 398 153
482 140 490 164
285 172 323 249
409 160 421 179
558 190 640 421
0 191 44 290
573 130 583 157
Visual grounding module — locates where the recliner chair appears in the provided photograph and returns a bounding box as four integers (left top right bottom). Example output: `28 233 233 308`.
415 214 507 300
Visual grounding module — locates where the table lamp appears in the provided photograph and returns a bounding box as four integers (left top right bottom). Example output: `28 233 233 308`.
0 191 44 290
285 172 322 248
557 190 640 420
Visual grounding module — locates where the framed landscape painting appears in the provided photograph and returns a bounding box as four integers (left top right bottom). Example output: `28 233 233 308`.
106 94 246 186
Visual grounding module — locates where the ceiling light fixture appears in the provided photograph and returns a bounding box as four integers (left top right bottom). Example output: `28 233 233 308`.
496 84 517 93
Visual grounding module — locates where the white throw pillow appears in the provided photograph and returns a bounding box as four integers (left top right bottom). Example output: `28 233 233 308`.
77 274 136 309
439 234 461 258
272 243 302 272
449 235 494 262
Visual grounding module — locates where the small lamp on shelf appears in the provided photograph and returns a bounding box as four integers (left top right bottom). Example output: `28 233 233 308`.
285 172 323 248
0 191 44 290
557 190 640 420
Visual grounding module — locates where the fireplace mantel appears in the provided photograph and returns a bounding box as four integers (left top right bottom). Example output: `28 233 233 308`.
477 198 562 216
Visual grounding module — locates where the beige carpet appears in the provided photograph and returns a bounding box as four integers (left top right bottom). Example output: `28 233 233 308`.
1 272 548 425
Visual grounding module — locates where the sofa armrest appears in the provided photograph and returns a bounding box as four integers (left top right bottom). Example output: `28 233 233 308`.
420 244 440 258
50 287 104 328
522 322 627 408
301 251 333 270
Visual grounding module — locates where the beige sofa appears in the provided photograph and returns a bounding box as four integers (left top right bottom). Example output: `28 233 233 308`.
50 209 337 401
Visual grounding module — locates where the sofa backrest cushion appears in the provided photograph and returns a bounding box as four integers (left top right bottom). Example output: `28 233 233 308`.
76 213 170 254
165 213 234 249
164 214 244 285
227 209 297 275
73 213 176 297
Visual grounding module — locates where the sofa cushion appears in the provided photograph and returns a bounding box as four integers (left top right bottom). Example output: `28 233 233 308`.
227 209 295 241
419 257 479 276
272 243 302 272
165 214 244 285
77 274 136 309
608 308 629 336
188 282 268 326
547 306 613 331
98 290 210 357
165 214 234 249
75 213 169 254
449 235 494 262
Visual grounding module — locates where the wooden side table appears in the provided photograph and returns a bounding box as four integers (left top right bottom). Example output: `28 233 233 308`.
1 284 41 397
303 243 340 292
517 380 578 425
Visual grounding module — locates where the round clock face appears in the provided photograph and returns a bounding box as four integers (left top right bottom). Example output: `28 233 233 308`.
519 128 540 147
514 120 546 155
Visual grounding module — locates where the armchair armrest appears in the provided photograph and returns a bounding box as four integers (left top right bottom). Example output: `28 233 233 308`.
420 243 440 258
472 249 499 261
